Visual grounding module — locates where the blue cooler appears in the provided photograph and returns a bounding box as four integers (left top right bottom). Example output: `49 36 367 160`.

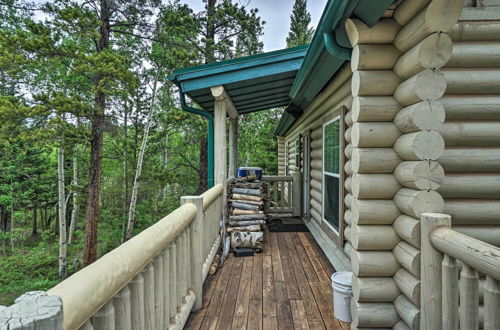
237 167 263 180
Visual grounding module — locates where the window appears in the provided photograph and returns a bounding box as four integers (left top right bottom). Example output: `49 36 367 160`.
323 117 340 231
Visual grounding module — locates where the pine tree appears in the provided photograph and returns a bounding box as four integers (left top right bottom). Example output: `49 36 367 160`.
286 0 314 48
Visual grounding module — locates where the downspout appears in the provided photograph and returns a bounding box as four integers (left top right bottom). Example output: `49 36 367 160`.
178 89 215 188
323 32 352 60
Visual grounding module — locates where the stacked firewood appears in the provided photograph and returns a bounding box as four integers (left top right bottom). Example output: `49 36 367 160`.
227 176 267 251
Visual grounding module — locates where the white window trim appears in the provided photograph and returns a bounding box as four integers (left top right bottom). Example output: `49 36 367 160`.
322 115 341 234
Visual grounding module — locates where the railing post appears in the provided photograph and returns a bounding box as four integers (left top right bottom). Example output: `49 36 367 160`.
181 195 204 310
292 172 302 216
420 212 451 330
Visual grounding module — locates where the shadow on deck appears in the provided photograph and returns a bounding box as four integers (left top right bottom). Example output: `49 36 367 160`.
185 230 350 330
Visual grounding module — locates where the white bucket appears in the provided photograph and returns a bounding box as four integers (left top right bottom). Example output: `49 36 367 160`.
331 271 353 322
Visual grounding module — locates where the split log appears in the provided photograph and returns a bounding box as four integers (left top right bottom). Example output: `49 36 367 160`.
352 96 401 122
345 144 353 159
394 268 421 307
351 174 401 199
394 131 445 161
393 0 431 25
393 215 420 248
394 69 447 106
439 148 500 173
351 148 401 174
350 224 400 250
394 295 420 330
231 202 260 211
440 96 500 121
439 122 500 146
446 42 500 68
352 276 400 302
232 209 263 216
393 0 462 52
351 44 401 71
345 18 401 47
394 188 444 218
454 226 500 247
438 174 500 199
444 200 500 225
231 193 262 202
448 21 500 42
352 71 401 97
232 182 264 189
230 231 263 249
394 33 452 79
229 214 266 221
351 250 400 276
394 241 421 278
228 220 265 227
351 122 401 148
232 187 262 197
393 100 445 133
227 225 261 233
228 199 263 206
350 301 399 328
350 199 401 225
444 69 500 95
394 161 444 190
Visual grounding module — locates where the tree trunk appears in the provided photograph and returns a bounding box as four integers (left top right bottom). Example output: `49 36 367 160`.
68 149 79 244
197 135 208 194
31 207 37 236
83 0 110 266
125 68 160 240
121 101 129 241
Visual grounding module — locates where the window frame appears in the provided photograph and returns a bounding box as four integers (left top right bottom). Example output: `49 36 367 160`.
322 115 341 234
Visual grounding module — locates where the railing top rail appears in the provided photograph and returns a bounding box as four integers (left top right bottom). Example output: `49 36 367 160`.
261 175 292 182
200 184 223 210
430 226 500 281
47 203 197 330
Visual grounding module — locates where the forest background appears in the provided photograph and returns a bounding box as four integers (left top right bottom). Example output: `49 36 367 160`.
0 0 313 305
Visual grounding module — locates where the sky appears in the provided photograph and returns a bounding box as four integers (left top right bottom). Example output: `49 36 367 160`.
180 0 328 52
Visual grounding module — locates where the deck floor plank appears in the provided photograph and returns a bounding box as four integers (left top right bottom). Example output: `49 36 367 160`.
186 230 347 330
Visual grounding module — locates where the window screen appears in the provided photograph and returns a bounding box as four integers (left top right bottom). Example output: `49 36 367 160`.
323 118 340 230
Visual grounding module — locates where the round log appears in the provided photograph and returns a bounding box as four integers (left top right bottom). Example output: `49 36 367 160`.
441 148 500 173
352 71 401 97
344 224 351 240
352 96 401 122
444 69 500 95
351 199 401 225
352 276 400 302
440 96 500 121
454 226 500 247
350 301 399 328
311 159 322 170
345 193 353 209
345 110 353 127
394 131 445 161
351 122 401 148
345 18 401 47
345 177 352 193
351 148 401 174
393 214 420 248
393 100 445 133
444 200 500 225
311 170 322 182
311 148 322 160
438 174 500 199
394 69 447 106
394 160 444 190
351 250 400 276
344 160 353 176
393 241 421 278
345 144 353 159
344 241 354 259
344 210 352 226
394 188 444 219
448 21 500 42
351 224 400 250
345 127 352 143
394 268 421 307
311 127 322 140
394 295 420 330
393 0 462 52
351 174 401 199
446 42 500 68
393 0 431 25
394 320 412 330
439 122 500 146
311 138 322 150
394 32 453 79
351 44 401 71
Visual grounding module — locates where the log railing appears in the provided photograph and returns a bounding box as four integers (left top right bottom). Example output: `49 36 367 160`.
421 213 500 330
0 184 224 330
262 172 302 216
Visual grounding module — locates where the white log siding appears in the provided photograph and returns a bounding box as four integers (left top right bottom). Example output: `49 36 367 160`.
277 137 285 176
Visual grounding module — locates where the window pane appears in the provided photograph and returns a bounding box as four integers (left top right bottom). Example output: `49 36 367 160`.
324 174 340 230
323 120 340 174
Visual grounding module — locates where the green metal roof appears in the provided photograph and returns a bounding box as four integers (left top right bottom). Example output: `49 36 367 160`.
169 45 308 115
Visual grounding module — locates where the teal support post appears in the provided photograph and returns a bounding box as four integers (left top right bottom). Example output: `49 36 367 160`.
178 90 215 188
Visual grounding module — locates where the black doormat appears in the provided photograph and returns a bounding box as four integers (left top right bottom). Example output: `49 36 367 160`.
268 217 309 232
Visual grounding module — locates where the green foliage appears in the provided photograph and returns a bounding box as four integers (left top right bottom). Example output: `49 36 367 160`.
286 0 314 48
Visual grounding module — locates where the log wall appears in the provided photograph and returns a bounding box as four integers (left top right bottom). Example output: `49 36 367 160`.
277 137 285 176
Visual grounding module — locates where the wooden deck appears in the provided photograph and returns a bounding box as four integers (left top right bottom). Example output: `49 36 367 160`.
185 231 350 330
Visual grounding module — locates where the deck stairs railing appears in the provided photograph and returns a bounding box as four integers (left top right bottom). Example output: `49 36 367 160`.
420 213 500 330
0 184 224 330
262 173 302 216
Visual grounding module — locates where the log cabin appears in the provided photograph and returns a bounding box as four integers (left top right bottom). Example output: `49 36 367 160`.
2 0 500 329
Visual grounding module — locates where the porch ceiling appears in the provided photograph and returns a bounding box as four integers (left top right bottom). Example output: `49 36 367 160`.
169 45 308 115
